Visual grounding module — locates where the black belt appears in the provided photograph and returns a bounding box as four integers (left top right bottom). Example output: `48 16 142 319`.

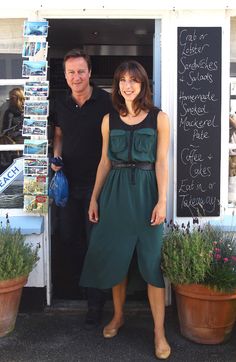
111 161 155 170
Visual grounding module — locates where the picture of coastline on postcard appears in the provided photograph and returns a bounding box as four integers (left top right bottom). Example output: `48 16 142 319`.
24 195 48 214
24 175 48 195
23 118 47 128
24 81 49 98
22 41 48 60
24 157 48 176
24 100 49 117
22 60 47 78
23 139 48 156
22 125 47 137
23 21 49 37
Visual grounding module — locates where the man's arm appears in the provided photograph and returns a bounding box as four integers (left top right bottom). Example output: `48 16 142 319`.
51 126 63 172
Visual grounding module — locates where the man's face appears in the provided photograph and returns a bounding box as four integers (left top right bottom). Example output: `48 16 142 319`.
64 57 91 95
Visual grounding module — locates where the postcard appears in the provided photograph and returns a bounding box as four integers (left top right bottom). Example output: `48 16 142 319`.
22 117 47 137
22 41 48 60
24 157 48 176
22 125 47 137
24 81 49 98
24 195 49 214
23 21 49 37
22 60 47 78
23 118 47 128
24 100 49 117
23 139 48 157
24 175 48 195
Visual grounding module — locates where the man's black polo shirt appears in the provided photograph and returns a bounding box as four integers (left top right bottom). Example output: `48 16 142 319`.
50 86 112 188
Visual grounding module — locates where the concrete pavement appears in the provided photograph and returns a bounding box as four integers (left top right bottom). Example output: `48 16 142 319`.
0 302 235 362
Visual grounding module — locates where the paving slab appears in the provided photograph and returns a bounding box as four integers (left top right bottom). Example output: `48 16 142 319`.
0 305 235 362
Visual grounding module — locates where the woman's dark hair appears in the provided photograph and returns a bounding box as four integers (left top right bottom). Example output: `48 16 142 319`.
112 60 153 116
63 48 92 72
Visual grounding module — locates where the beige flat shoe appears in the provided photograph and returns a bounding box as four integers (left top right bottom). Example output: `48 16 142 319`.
103 322 124 338
155 346 171 360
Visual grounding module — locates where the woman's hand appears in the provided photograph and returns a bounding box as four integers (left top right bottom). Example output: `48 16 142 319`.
88 198 99 223
150 201 166 226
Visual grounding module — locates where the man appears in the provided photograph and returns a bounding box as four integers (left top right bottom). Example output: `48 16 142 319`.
50 49 113 329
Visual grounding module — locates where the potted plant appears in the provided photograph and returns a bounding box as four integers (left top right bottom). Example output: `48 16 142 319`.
162 219 236 344
0 214 39 337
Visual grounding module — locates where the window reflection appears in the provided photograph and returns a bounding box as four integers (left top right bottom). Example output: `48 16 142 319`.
229 16 236 206
0 19 25 208
229 81 236 206
0 172 24 208
0 87 25 173
229 113 236 145
1 87 25 140
229 155 236 206
0 85 25 133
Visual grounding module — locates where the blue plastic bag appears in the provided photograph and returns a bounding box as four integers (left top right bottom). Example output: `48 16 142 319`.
49 170 69 207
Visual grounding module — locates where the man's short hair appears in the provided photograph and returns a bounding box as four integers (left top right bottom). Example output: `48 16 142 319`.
63 48 92 72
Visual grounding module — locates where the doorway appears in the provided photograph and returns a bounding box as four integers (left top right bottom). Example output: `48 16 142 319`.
47 18 156 301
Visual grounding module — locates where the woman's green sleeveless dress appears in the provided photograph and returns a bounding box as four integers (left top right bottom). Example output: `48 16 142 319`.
80 108 165 289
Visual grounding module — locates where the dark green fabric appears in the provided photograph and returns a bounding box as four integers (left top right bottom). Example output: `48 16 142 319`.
80 110 165 289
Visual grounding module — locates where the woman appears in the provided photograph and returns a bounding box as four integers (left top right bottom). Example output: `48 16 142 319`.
80 60 170 359
0 87 25 171
2 87 25 143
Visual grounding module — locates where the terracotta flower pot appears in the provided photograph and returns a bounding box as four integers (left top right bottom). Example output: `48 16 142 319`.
174 284 236 344
0 275 28 337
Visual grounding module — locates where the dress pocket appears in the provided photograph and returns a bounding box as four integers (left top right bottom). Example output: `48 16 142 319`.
110 130 127 153
134 128 156 153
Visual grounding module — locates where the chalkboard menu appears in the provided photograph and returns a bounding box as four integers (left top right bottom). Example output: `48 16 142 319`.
177 27 221 217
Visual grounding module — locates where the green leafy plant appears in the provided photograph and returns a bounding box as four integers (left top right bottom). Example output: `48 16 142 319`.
161 219 236 294
0 214 39 281
205 234 236 293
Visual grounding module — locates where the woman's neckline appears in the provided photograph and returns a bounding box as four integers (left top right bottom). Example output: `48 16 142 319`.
119 111 149 127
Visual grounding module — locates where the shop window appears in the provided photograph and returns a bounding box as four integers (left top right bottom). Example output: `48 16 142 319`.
229 79 236 206
0 60 5 78
0 55 23 79
0 19 25 209
0 83 24 209
0 159 24 208
229 17 236 207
